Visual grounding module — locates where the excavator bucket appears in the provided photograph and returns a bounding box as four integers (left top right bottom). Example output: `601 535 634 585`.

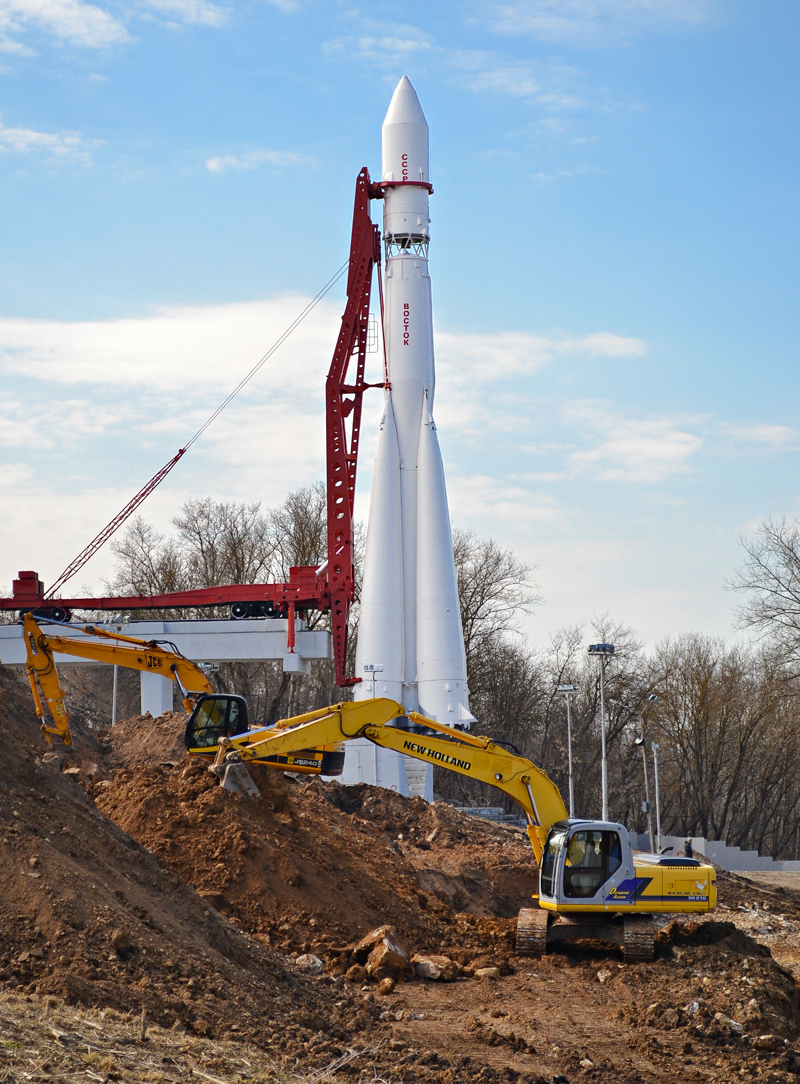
211 753 261 800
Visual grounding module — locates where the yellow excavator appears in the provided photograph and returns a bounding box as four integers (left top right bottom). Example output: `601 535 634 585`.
196 696 717 961
22 613 345 785
24 613 716 960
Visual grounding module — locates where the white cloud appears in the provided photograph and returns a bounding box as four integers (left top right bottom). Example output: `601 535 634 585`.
0 295 340 390
564 401 703 482
465 64 543 99
205 149 309 173
0 35 34 51
721 423 798 449
142 0 227 29
447 473 559 525
450 53 588 108
323 22 433 64
475 0 718 46
0 120 95 162
0 0 235 49
436 329 646 382
533 163 600 181
0 0 129 47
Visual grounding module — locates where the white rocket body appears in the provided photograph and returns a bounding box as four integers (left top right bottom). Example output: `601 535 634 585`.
342 77 474 800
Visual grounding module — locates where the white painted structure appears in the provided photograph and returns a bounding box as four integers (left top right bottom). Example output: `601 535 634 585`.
0 618 331 717
633 832 800 873
348 76 474 801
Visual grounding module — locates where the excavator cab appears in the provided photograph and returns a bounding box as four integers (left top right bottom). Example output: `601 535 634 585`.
185 694 249 753
539 820 634 909
185 693 346 778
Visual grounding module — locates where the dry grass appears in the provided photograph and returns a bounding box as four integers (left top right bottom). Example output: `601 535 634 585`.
0 992 395 1084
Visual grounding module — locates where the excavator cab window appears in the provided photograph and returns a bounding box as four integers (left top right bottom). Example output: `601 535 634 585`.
540 828 567 899
185 695 250 751
563 829 622 899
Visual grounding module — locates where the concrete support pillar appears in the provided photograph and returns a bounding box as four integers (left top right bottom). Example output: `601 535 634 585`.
140 671 174 718
404 759 433 801
336 738 409 794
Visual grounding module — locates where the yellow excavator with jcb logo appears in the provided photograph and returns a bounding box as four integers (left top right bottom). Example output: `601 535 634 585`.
22 613 344 778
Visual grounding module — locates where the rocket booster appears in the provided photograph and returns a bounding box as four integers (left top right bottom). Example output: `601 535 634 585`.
352 77 474 797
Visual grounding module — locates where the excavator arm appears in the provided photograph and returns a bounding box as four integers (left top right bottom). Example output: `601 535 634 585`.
207 697 568 862
24 613 213 745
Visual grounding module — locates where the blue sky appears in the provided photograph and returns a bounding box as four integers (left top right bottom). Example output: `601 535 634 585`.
0 0 798 648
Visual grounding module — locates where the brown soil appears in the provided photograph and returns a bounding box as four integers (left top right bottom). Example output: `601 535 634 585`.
4 679 800 1083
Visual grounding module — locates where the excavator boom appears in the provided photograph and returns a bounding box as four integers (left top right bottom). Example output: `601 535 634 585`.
204 697 567 861
24 613 214 745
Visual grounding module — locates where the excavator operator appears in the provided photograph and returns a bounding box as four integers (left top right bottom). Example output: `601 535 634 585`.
563 830 623 898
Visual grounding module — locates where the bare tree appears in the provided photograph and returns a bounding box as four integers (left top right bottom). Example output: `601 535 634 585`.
649 633 800 854
452 528 540 672
108 517 187 597
174 498 275 586
730 517 800 657
268 481 327 581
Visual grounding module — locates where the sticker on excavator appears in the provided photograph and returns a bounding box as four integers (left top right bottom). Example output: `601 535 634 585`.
604 877 653 903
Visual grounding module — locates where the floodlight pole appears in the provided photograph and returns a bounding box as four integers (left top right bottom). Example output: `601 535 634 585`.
556 683 577 816
588 644 615 822
652 741 662 851
637 718 655 852
635 693 659 852
599 658 608 820
111 665 119 726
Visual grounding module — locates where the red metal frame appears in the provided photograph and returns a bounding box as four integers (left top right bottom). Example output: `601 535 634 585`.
1 169 383 688
324 167 383 682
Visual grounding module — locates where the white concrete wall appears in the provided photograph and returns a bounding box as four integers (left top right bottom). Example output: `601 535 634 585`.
633 832 800 873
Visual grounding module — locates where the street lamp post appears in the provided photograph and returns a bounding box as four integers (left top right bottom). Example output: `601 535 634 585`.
633 693 659 852
588 643 615 821
556 683 577 816
652 741 662 851
111 665 119 726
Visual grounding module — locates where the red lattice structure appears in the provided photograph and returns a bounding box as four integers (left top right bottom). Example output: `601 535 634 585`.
1 168 384 688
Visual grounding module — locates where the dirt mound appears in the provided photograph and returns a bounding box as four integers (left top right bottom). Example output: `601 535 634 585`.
0 671 349 1047
641 916 800 1042
660 918 770 957
97 710 189 767
93 756 529 962
319 781 537 918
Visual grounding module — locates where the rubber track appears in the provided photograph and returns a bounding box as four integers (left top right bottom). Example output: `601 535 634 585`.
516 907 549 957
623 916 655 962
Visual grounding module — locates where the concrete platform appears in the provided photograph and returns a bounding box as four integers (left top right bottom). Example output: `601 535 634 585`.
0 617 332 715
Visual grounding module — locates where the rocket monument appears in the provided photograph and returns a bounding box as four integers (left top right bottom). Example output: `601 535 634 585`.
340 76 476 800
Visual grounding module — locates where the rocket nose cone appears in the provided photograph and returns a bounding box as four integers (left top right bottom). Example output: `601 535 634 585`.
383 75 428 129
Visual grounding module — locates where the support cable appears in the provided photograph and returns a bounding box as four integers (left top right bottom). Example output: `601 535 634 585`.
46 260 350 599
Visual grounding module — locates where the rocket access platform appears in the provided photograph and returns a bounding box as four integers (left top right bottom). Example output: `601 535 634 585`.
339 76 476 801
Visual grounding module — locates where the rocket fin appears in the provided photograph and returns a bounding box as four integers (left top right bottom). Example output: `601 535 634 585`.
354 395 404 704
415 408 471 725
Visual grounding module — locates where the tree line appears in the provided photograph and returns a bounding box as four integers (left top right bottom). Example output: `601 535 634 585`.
52 494 800 859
